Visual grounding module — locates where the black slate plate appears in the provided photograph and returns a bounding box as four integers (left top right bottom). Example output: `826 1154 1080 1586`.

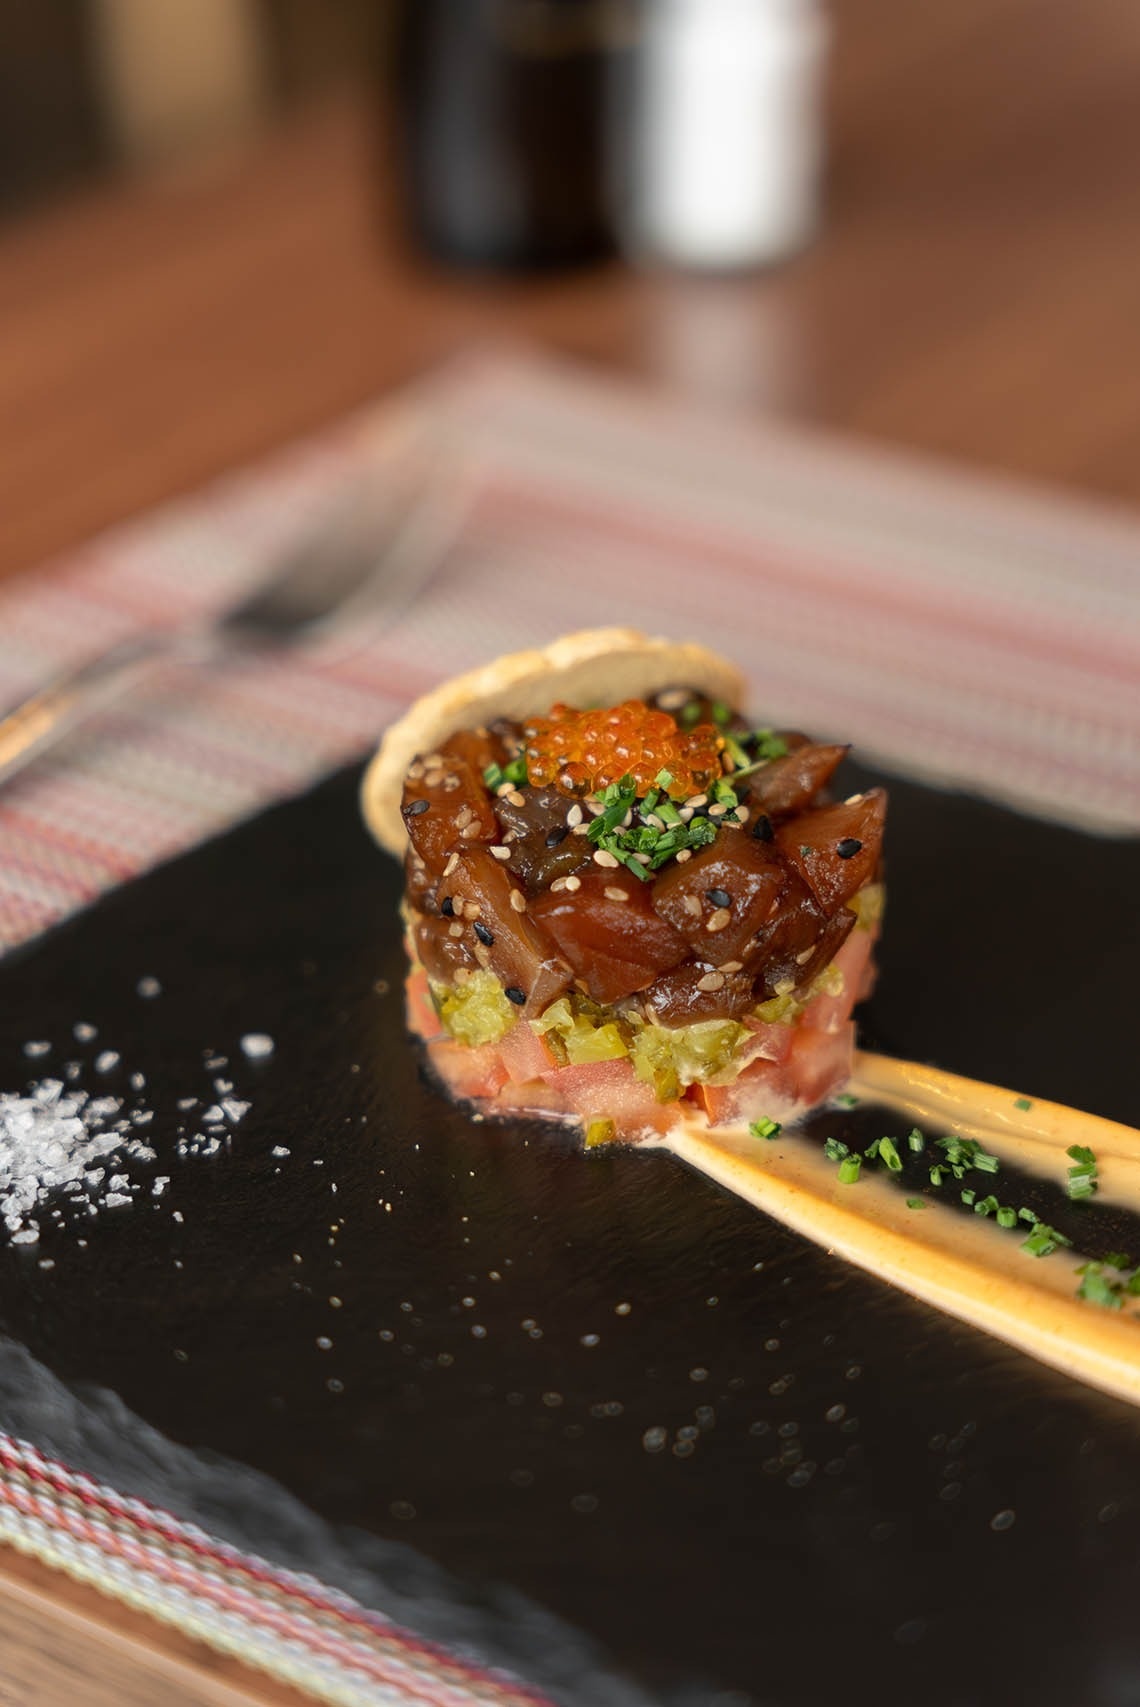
0 758 1138 1707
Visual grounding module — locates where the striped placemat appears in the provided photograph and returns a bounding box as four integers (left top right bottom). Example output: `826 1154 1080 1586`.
2 349 1139 956
0 350 1139 1702
0 1433 553 1707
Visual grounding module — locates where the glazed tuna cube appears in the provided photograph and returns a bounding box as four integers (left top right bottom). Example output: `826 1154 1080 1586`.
442 848 571 1015
530 870 689 1004
775 790 886 915
652 830 784 966
743 743 848 817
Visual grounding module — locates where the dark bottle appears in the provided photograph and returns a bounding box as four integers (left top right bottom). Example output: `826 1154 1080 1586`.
392 0 620 271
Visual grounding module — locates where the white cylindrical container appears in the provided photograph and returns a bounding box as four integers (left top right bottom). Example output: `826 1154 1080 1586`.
626 0 829 270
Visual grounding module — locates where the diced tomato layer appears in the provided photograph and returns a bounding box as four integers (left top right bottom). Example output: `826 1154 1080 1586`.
800 925 876 1034
426 1037 510 1101
406 965 441 1041
497 1017 557 1083
544 1058 676 1136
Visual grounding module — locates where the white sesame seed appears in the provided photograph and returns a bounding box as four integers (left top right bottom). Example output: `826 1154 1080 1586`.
593 849 620 868
620 812 633 829
846 793 865 805
423 753 444 767
706 908 732 933
718 960 744 973
697 972 726 993
473 944 491 968
708 804 727 819
587 801 605 817
455 805 474 829
675 848 692 863
604 886 629 902
506 789 526 807
734 806 750 824
566 804 584 827
490 845 511 861
448 922 465 939
657 688 688 710
795 947 815 964
679 807 694 823
407 762 425 781
773 977 796 996
443 853 460 877
509 890 527 913
424 771 445 790
454 967 470 985
442 774 461 792
633 853 651 865
682 895 702 917
550 877 568 893
564 875 582 892
462 901 480 920
496 782 515 798
572 823 590 836
645 814 666 831
687 794 708 810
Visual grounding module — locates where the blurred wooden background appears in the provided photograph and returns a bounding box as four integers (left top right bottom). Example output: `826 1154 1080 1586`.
2 0 1140 588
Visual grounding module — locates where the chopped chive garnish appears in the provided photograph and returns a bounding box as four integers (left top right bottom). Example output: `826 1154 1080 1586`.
823 1138 850 1163
482 755 528 791
996 1206 1017 1229
1014 1097 1033 1112
731 730 791 780
837 1156 862 1185
961 1189 976 1206
1076 1263 1125 1311
1065 1143 1098 1201
711 701 731 728
935 1134 1000 1179
834 1092 859 1109
1018 1206 1038 1224
974 1194 1000 1218
655 768 673 789
749 1117 782 1140
1020 1222 1072 1259
1104 1251 1133 1271
878 1136 902 1173
907 1128 925 1153
906 1198 927 1210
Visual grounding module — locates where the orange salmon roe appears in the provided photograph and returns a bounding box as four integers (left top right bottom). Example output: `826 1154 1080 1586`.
523 700 726 798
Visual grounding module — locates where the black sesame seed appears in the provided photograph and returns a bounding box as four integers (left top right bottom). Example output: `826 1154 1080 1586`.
440 896 455 918
405 798 430 817
505 986 527 1006
836 838 863 860
474 921 495 947
545 824 570 847
705 887 732 910
752 815 774 842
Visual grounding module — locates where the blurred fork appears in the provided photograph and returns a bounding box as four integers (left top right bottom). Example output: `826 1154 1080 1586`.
0 461 459 788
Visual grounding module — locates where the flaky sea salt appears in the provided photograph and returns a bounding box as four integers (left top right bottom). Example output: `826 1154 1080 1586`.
240 1033 275 1061
0 1080 153 1243
94 1051 120 1074
137 976 162 999
73 1023 97 1043
22 1042 50 1059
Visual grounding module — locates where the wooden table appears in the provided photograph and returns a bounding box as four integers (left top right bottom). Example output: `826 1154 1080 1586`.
1 0 1139 1696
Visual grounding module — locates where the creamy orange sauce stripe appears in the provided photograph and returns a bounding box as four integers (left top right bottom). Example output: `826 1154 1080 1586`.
663 1051 1140 1410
